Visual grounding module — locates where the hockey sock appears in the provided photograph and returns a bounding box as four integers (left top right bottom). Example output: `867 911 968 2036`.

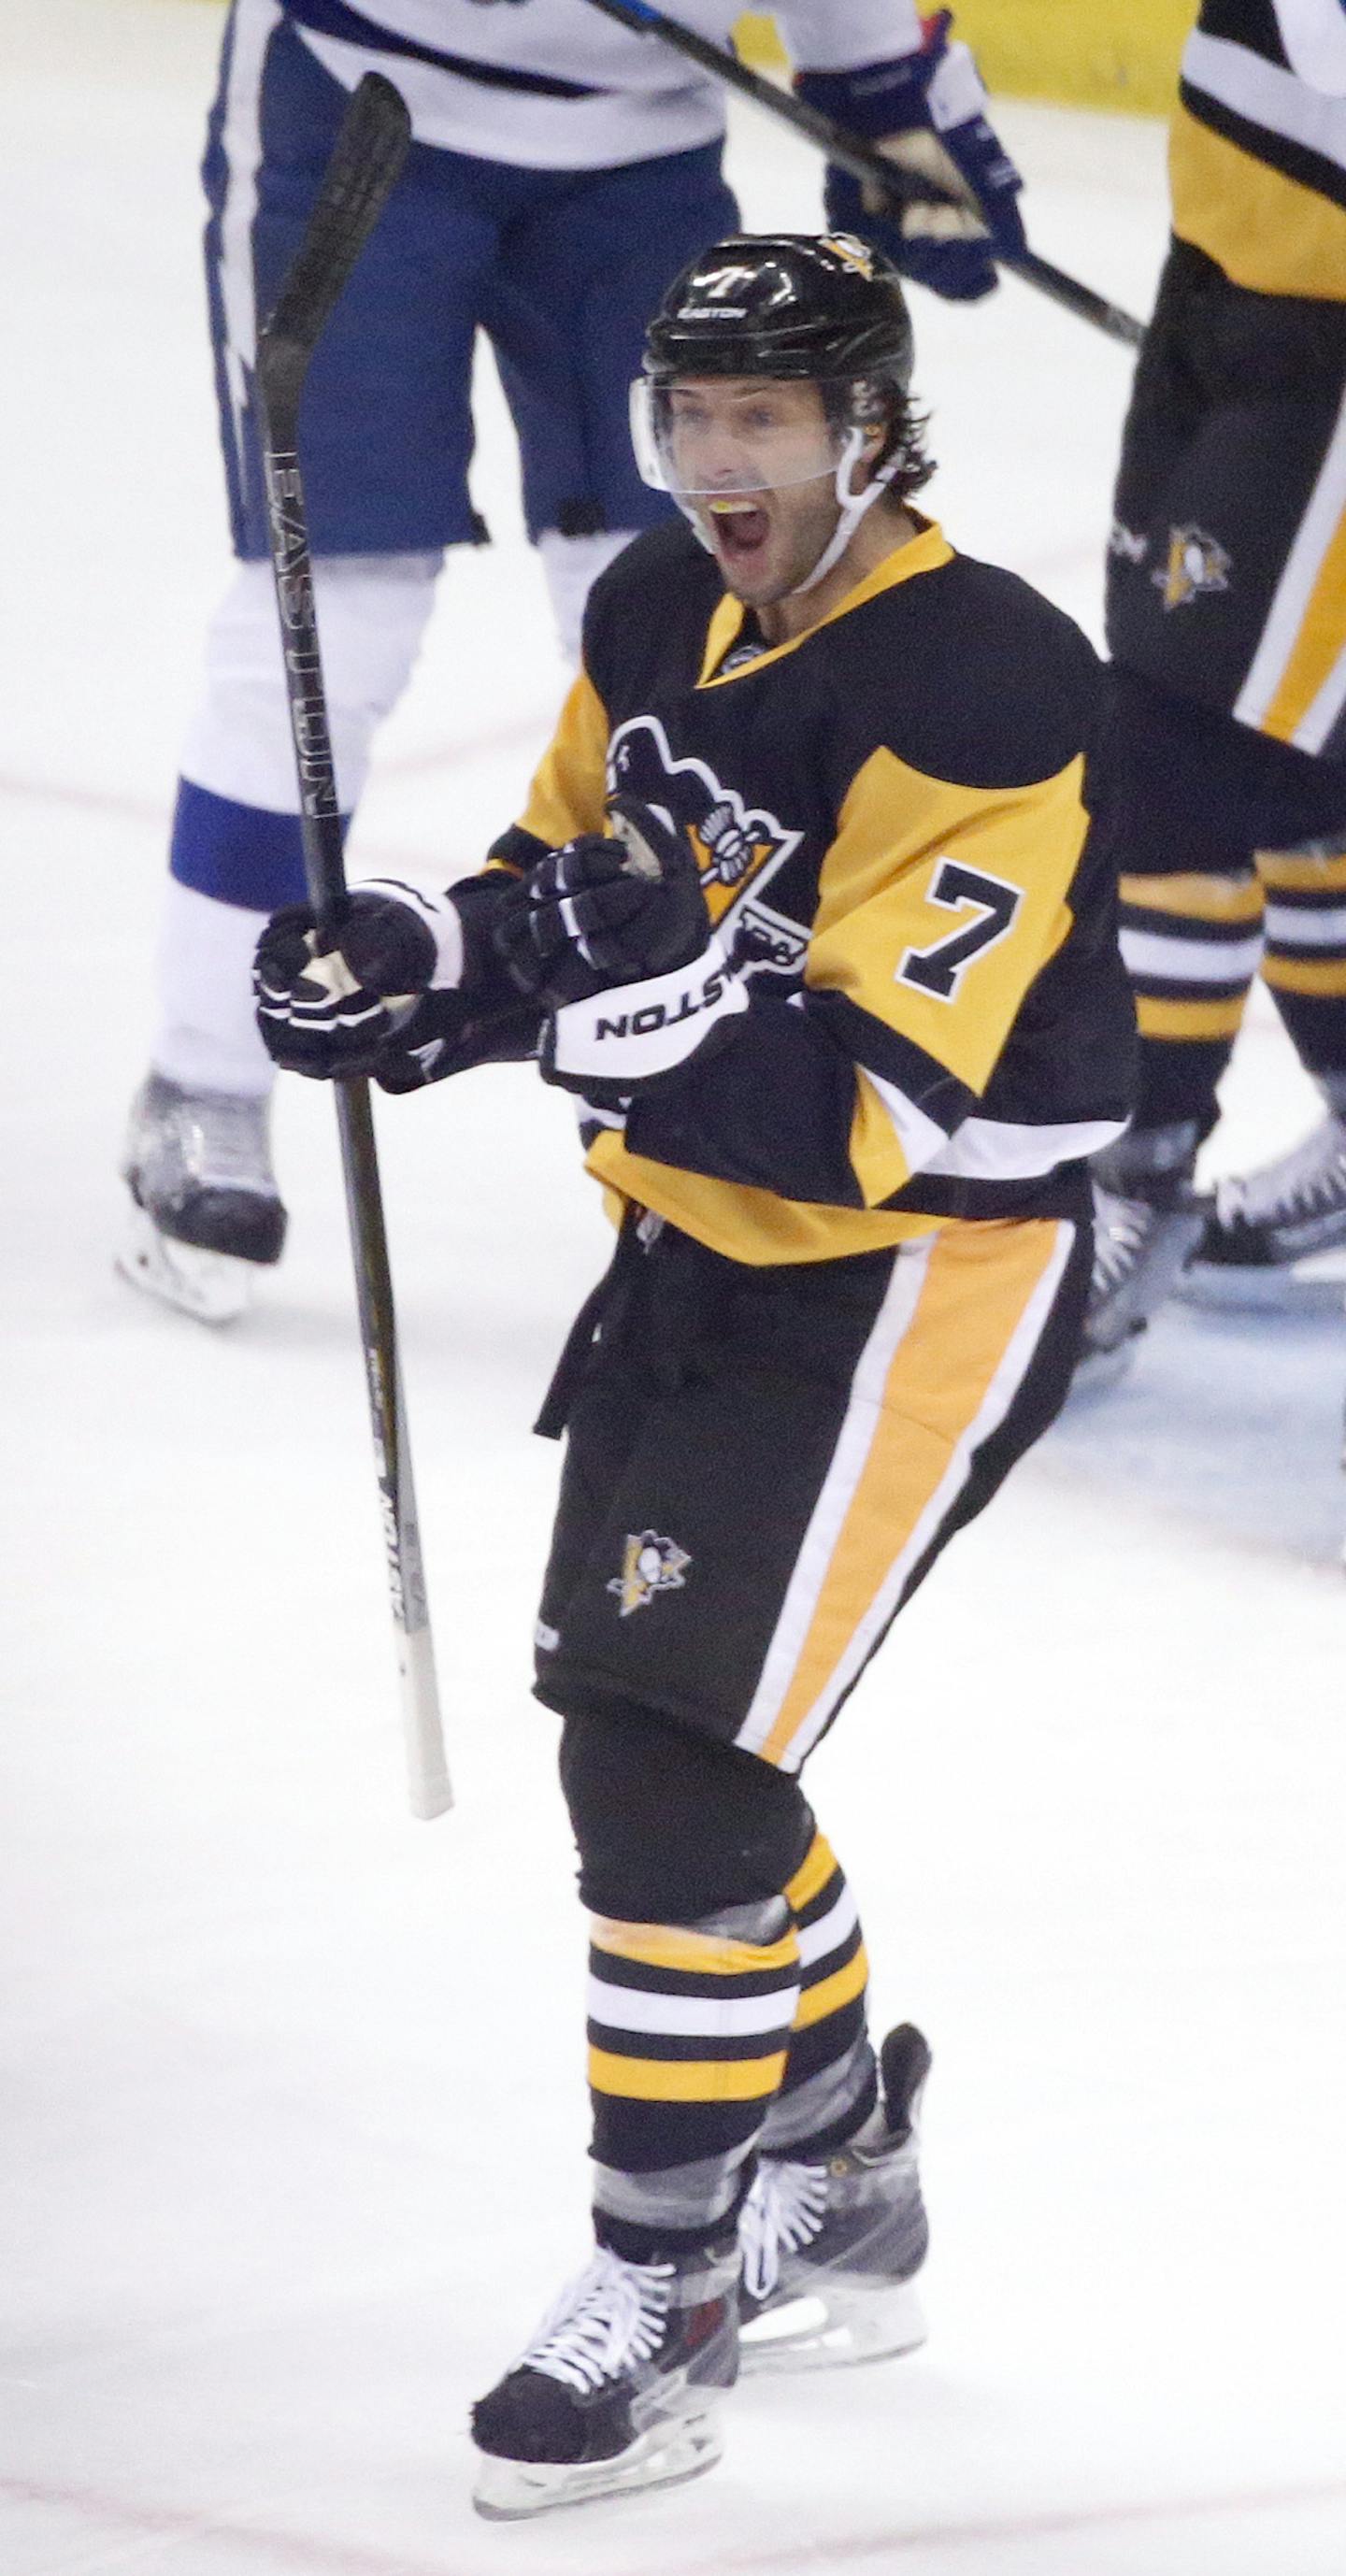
1255 838 1346 1083
538 528 640 666
1118 865 1264 1135
151 876 279 1099
175 553 438 845
758 1834 876 2160
149 551 440 1097
586 1898 802 2261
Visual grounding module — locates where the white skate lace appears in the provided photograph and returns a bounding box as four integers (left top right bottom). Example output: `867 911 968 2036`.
1091 1191 1155 1295
739 2160 830 2302
1212 1115 1346 1228
511 2249 674 2396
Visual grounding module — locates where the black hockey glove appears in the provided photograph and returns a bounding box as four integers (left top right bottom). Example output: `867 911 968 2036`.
494 796 711 1005
496 796 749 1103
255 874 511 1080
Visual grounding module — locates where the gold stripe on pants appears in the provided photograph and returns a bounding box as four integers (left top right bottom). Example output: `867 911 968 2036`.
737 1220 1073 1773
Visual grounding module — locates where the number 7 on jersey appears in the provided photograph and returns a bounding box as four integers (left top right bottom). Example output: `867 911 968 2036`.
896 859 1023 1002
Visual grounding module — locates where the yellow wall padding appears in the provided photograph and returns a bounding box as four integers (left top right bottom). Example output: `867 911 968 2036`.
736 5 1191 118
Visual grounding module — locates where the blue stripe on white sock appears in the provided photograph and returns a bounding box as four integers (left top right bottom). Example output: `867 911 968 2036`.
169 779 345 911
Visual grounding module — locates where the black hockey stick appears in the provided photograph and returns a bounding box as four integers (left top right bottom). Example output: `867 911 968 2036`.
577 0 1146 351
254 72 451 1822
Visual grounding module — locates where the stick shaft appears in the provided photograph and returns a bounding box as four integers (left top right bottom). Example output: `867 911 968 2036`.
579 0 1146 351
255 77 451 1821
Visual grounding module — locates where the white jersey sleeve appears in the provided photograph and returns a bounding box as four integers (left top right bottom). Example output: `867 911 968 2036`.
284 0 929 170
774 0 924 73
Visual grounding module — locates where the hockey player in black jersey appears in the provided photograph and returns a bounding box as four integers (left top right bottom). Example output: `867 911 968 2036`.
1086 0 1346 1355
256 235 1134 2515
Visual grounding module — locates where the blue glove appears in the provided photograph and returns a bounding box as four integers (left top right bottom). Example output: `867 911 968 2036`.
796 11 1025 304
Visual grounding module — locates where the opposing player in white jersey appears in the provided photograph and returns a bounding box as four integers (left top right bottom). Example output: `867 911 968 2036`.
117 0 1029 1322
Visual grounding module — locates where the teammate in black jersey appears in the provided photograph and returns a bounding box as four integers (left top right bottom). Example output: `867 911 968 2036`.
256 234 1133 2516
1086 0 1346 1358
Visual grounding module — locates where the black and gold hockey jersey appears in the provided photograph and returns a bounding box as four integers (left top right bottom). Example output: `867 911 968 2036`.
1172 0 1346 298
486 517 1134 1268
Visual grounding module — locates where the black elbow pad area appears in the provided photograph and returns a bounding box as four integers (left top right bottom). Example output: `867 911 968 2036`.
623 999 866 1205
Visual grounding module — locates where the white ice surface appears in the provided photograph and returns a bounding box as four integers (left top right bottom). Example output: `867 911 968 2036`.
2 7 1345 2572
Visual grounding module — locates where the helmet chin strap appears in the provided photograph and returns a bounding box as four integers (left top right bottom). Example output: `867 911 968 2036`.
788 427 894 596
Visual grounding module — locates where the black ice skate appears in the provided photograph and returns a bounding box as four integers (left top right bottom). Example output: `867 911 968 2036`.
470 2240 738 2519
118 1073 287 1324
1182 1106 1346 1308
1078 1123 1203 1375
737 2022 931 2374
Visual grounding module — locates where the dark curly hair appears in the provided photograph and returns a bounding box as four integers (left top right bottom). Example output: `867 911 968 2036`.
827 376 934 507
880 391 936 504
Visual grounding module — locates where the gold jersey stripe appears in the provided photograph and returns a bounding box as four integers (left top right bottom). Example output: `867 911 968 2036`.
1119 871 1263 923
1255 848 1346 892
588 2046 789 2103
1136 994 1250 1039
1260 953 1346 995
514 664 611 850
590 1917 800 1979
784 1832 838 1917
792 1945 869 2033
588 1133 948 1267
1258 505 1346 747
756 1220 1067 1769
1170 107 1346 301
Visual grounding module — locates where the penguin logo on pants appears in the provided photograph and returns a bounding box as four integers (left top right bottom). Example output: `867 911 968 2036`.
609 1531 691 1617
1155 526 1230 611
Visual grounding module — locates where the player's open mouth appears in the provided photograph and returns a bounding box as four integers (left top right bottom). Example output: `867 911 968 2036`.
707 496 770 560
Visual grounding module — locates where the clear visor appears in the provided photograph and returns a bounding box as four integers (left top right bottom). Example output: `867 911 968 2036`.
631 375 876 500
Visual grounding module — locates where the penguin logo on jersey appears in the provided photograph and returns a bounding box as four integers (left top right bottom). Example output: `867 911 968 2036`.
1154 526 1230 611
701 799 771 887
607 717 802 934
608 1530 691 1617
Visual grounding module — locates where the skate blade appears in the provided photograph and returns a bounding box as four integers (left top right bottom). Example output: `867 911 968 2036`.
116 1209 253 1326
1177 1251 1346 1313
739 2277 927 2376
472 2408 722 2520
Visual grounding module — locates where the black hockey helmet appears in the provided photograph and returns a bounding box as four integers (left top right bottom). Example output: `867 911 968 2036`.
642 233 914 394
633 233 926 595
